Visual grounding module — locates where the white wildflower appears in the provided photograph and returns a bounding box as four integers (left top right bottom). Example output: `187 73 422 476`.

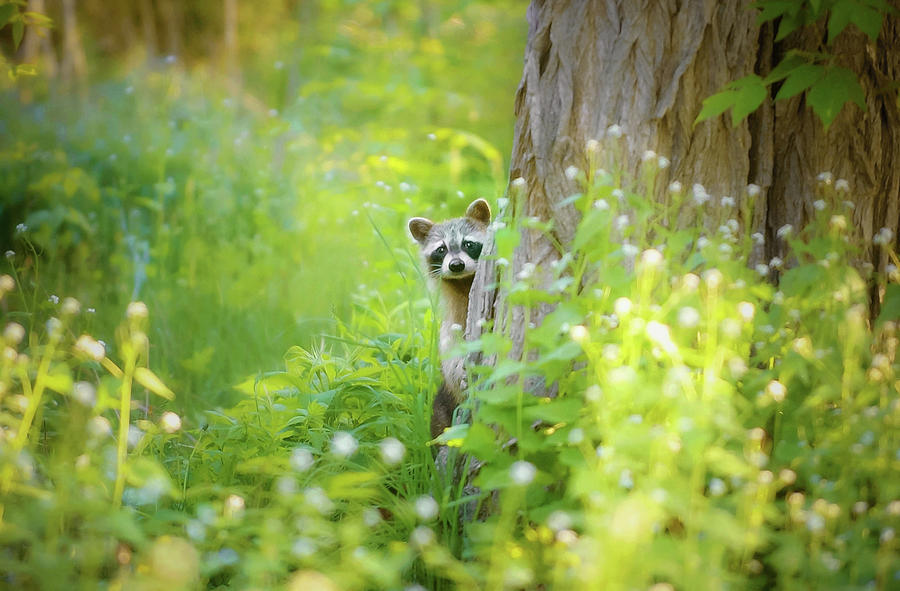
621 243 639 258
510 461 536 485
331 431 358 458
766 380 786 402
614 297 633 316
816 171 833 184
813 199 826 211
379 437 406 465
225 494 245 517
835 178 850 192
569 324 589 343
874 227 894 246
668 181 683 194
720 196 735 207
677 307 700 328
682 273 700 291
126 301 149 320
72 381 97 407
746 183 761 197
776 224 793 239
606 124 624 139
414 495 439 521
639 248 663 267
709 478 727 496
290 448 314 472
692 183 710 205
703 269 723 288
565 165 581 181
160 411 182 433
657 156 670 169
646 321 676 353
4 323 24 345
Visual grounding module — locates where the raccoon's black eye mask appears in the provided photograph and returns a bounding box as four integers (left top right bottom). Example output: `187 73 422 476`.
462 240 482 259
429 245 447 263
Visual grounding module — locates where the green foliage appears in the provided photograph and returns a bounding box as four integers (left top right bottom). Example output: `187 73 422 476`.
696 0 895 129
1 1 899 589
450 155 900 589
0 0 51 79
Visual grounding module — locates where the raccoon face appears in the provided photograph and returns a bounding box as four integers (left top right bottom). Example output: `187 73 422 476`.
409 198 491 280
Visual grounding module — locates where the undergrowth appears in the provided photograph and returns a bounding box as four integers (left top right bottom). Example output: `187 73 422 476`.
1 145 898 588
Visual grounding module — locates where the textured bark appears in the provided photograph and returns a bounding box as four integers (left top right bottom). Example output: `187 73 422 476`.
467 0 900 372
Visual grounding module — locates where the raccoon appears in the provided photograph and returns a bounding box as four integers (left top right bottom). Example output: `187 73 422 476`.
409 198 491 438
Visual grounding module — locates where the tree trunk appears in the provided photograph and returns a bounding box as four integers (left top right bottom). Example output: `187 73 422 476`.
157 0 182 58
137 0 158 58
223 0 240 89
18 0 57 78
467 0 900 374
60 0 87 94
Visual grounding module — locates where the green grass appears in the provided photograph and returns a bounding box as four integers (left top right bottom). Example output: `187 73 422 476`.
1 2 899 589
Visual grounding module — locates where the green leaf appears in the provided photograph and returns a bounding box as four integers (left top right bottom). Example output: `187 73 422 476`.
754 0 799 25
828 1 854 42
0 4 16 29
461 422 498 455
775 64 824 101
433 423 468 446
776 8 807 40
134 367 175 400
850 4 884 41
729 75 767 126
763 53 808 84
807 66 865 129
522 398 582 423
694 90 738 126
830 1 885 42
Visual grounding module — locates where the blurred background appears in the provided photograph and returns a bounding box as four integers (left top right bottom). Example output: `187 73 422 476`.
0 0 526 413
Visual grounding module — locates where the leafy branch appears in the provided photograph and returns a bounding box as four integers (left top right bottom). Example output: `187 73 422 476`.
0 0 53 79
696 0 896 130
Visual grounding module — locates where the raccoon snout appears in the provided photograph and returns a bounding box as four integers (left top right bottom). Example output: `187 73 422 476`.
448 258 466 273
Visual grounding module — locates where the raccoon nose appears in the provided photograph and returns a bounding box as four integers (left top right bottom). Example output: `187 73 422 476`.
448 258 465 273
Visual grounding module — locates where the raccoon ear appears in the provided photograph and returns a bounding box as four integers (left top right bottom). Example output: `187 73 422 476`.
466 198 491 225
408 217 434 243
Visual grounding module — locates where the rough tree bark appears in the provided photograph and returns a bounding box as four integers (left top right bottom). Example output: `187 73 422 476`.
467 0 900 375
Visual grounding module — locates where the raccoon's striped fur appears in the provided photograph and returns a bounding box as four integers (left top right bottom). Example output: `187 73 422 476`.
409 198 491 438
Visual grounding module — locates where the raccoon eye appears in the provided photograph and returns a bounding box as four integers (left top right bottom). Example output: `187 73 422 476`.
462 240 482 259
429 245 447 262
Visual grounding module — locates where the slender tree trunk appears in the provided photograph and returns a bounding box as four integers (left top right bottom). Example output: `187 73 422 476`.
137 0 157 58
157 0 182 58
223 0 240 90
19 0 57 77
467 0 900 375
60 0 87 95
